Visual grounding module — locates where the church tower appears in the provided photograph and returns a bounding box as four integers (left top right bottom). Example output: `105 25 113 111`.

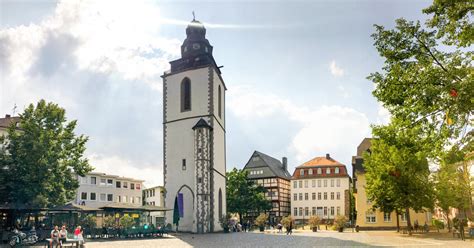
162 17 226 233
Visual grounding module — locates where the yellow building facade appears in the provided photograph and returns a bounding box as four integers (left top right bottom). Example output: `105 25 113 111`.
352 138 432 230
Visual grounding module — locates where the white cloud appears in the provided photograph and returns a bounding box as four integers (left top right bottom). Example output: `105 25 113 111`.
228 85 370 166
376 103 391 125
88 153 163 188
329 60 344 77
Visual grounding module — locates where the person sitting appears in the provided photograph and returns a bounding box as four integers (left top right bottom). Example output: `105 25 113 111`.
59 225 68 247
50 226 60 248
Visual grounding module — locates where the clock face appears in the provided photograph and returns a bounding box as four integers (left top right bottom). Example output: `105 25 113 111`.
192 43 200 50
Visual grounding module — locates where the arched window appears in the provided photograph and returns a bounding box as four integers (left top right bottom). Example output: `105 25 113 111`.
218 85 222 118
326 168 331 174
218 188 223 219
335 167 340 174
181 78 191 111
317 168 322 174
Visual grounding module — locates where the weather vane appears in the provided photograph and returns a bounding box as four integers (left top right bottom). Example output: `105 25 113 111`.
192 11 195 21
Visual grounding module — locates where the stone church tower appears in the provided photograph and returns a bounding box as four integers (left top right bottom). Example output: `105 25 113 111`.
162 17 227 233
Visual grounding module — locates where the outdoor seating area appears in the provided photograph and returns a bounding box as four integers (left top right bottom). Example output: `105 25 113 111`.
83 225 173 239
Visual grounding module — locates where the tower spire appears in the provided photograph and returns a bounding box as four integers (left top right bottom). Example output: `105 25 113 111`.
192 11 195 21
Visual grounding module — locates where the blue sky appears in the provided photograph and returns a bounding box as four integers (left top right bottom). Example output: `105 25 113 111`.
0 0 433 186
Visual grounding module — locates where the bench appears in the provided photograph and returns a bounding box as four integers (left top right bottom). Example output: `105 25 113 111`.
44 238 82 248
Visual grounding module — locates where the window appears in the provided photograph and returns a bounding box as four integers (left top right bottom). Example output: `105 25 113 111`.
131 183 135 190
107 179 113 186
366 211 376 223
305 207 309 216
293 181 297 188
181 78 191 111
330 207 335 216
116 181 121 188
123 182 128 188
182 159 186 170
317 168 322 174
317 180 321 187
136 184 141 190
81 192 87 200
304 180 308 188
117 195 121 202
336 179 340 187
324 192 327 200
318 192 321 200
132 197 135 203
136 197 140 204
300 169 304 176
331 179 334 187
294 193 297 201
299 193 303 201
400 213 407 222
312 193 316 200
252 156 259 162
299 207 303 216
308 169 313 175
80 177 87 184
152 189 155 196
90 193 96 201
294 208 298 216
337 207 341 215
123 196 127 203
384 212 391 222
107 194 113 202
324 207 328 216
100 193 106 201
312 180 316 187
91 177 96 185
100 178 106 186
335 167 340 174
326 168 331 174
305 193 308 200
331 192 334 200
324 180 327 187
299 181 302 188
336 192 340 200
218 85 222 118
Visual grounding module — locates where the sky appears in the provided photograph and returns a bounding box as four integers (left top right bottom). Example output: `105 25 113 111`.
0 0 434 187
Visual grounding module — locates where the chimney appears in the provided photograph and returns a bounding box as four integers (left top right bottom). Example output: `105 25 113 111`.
5 114 11 118
326 153 330 159
282 157 288 171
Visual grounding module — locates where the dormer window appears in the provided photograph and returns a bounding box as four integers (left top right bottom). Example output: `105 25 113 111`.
326 168 331 174
317 168 322 174
300 169 304 176
335 167 340 174
308 169 313 175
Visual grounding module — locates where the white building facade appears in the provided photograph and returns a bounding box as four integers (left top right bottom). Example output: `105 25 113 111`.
291 154 350 224
75 172 144 209
143 186 166 226
163 18 227 233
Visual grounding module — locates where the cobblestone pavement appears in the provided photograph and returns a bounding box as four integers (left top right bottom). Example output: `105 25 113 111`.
78 230 473 248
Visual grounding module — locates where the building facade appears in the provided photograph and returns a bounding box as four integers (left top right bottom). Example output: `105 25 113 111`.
75 172 144 209
0 114 20 137
162 18 227 233
352 138 432 230
291 154 350 224
143 186 166 226
243 151 291 224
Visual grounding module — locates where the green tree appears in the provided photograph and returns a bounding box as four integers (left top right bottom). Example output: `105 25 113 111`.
226 168 271 224
364 121 435 235
0 100 92 208
368 1 473 157
119 215 134 229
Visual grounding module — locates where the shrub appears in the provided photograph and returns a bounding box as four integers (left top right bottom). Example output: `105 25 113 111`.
432 219 444 230
255 213 268 227
334 215 348 230
103 215 116 228
308 215 321 228
119 215 135 229
79 214 97 229
281 216 294 229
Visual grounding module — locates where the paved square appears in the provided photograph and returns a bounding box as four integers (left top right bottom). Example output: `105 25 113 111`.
83 230 473 248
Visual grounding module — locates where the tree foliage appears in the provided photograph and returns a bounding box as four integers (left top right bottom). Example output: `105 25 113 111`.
363 121 435 233
0 100 92 208
226 168 271 223
368 1 473 157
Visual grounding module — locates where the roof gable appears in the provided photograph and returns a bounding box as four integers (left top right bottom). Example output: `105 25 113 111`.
243 151 291 179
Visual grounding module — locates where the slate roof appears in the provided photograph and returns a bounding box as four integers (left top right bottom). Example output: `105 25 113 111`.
243 151 291 180
192 118 213 130
0 115 20 129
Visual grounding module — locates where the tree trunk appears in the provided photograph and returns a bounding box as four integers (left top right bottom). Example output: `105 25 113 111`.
239 212 243 225
446 212 451 232
406 208 412 236
396 210 400 232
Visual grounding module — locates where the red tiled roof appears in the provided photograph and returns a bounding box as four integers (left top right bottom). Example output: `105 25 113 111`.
298 156 343 168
